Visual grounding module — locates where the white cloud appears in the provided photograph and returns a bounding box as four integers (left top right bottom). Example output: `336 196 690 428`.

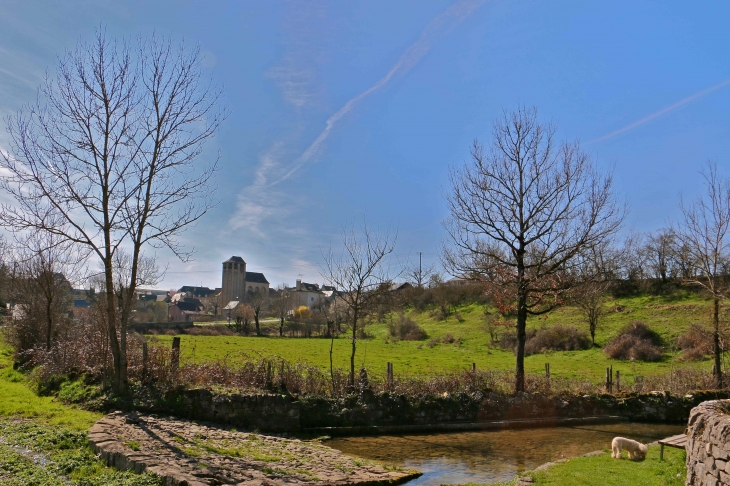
590 77 730 143
270 0 485 186
229 0 484 236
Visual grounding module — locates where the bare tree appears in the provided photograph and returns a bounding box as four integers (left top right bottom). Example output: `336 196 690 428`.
322 222 397 387
273 285 292 337
0 31 224 392
0 235 10 313
676 162 730 388
6 232 80 353
248 288 269 336
208 291 223 317
407 253 435 288
570 240 623 345
233 303 254 335
443 107 623 392
645 228 678 282
621 231 649 282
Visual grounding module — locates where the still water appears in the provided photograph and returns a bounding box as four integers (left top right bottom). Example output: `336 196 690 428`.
326 422 685 485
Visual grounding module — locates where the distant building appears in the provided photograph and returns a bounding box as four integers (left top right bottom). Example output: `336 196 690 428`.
289 279 325 310
169 300 204 322
445 276 472 286
220 256 270 306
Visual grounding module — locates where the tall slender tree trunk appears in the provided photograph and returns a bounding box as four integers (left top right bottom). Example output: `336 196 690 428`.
515 288 528 393
350 309 359 388
515 250 527 393
104 264 123 392
714 296 723 388
330 332 336 392
45 298 53 350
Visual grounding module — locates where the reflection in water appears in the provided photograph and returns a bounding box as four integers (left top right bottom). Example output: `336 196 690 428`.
326 422 685 485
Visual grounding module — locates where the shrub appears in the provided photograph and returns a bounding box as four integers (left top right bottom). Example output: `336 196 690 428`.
387 316 428 341
168 325 236 336
498 328 536 352
292 306 311 319
604 321 663 361
678 323 727 361
523 326 592 355
426 333 462 348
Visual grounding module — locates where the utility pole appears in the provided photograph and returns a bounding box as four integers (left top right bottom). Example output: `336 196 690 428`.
418 252 423 288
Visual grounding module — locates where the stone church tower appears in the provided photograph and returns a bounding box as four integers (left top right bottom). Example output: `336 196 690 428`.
221 256 247 305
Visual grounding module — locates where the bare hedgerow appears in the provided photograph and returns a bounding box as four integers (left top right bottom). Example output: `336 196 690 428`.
523 326 592 355
24 331 730 398
387 315 428 341
678 323 729 361
604 321 663 361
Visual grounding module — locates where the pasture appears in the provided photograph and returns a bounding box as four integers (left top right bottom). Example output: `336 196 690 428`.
150 292 720 383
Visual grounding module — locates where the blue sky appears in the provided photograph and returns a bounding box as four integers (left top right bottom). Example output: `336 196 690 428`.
1 1 729 290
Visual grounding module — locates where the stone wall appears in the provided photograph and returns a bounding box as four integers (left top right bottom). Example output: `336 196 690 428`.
163 388 300 432
152 389 730 434
686 400 730 486
299 390 730 430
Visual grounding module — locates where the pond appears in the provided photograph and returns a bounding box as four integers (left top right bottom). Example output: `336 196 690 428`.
325 422 685 485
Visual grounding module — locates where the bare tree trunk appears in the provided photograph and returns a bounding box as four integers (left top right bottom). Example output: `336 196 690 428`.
515 285 527 393
714 297 723 388
330 332 336 392
104 261 123 392
45 299 53 350
350 312 358 388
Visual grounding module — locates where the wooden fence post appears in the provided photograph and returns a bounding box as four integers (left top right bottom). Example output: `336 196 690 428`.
472 362 476 373
171 337 181 372
616 370 620 393
386 362 394 384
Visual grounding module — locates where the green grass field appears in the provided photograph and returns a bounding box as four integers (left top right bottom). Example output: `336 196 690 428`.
496 446 686 486
152 293 718 383
0 291 700 485
0 343 163 485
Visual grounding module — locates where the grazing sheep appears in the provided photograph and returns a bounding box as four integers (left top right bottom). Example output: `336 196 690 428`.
611 437 648 460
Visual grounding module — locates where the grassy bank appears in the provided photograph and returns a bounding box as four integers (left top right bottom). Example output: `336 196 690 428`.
151 293 717 383
0 343 163 485
496 445 686 486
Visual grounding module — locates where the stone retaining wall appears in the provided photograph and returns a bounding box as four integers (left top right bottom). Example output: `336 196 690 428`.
164 388 300 432
299 390 730 430
154 389 730 434
686 400 730 486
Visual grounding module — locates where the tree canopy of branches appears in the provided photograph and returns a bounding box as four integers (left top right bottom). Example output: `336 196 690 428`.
248 288 269 336
274 285 292 337
0 30 224 392
322 222 396 387
568 241 623 345
676 162 730 388
5 233 80 354
443 107 623 392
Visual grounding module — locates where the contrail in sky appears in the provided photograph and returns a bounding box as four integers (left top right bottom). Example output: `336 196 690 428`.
590 77 730 143
270 0 485 186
